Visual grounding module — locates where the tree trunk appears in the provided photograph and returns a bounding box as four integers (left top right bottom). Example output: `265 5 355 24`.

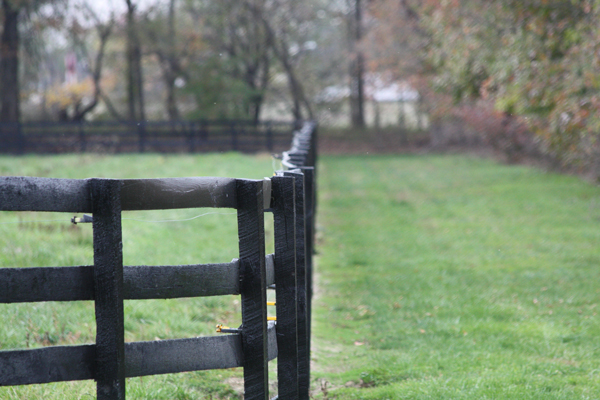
134 42 146 122
1 0 20 124
256 8 313 124
125 0 145 122
72 23 114 122
349 53 365 128
126 1 136 121
349 0 365 128
165 0 179 121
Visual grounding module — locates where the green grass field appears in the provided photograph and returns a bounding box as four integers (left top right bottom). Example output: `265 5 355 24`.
2 152 600 399
312 155 600 399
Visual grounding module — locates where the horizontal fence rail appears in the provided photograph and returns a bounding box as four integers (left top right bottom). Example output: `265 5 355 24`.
0 255 276 303
0 120 296 155
0 120 317 399
0 322 278 386
0 176 241 212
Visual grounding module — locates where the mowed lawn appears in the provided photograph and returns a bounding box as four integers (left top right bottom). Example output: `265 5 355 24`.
3 152 600 399
312 155 600 399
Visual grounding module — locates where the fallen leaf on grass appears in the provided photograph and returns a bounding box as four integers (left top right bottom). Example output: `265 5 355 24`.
354 341 364 346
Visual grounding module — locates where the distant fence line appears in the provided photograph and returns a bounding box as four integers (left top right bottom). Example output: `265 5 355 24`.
0 121 318 400
0 120 298 154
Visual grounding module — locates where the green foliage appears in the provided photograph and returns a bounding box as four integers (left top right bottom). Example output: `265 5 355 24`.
421 0 600 173
184 56 264 121
313 154 600 398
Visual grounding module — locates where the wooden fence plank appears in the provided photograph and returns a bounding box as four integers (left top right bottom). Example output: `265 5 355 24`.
125 321 278 377
0 345 95 386
0 177 91 212
237 179 269 400
120 177 237 210
0 256 275 303
0 266 95 303
0 176 239 212
271 175 299 400
283 171 309 400
0 323 279 387
266 320 278 362
0 120 295 155
125 335 243 377
91 179 125 400
123 262 240 299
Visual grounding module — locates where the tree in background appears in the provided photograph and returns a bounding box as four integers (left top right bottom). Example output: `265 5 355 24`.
1 0 66 125
62 5 115 121
1 0 20 123
125 0 145 122
348 0 365 128
251 0 316 121
4 0 422 128
173 0 261 121
418 0 600 173
142 0 184 121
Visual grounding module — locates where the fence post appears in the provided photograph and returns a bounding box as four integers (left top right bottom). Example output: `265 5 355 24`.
91 179 125 400
271 175 299 399
300 167 315 373
137 121 146 153
283 170 309 400
200 120 208 145
266 122 273 153
237 179 269 400
79 121 86 153
231 122 238 151
188 121 195 153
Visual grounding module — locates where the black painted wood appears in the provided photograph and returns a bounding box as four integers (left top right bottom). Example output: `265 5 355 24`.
265 253 275 286
0 120 296 155
0 322 279 387
237 179 269 400
300 167 315 381
123 262 240 299
271 175 299 399
0 266 95 303
0 176 91 212
0 257 272 303
91 179 125 400
0 176 238 213
0 121 317 398
283 171 309 400
125 335 243 376
126 321 278 377
120 177 237 210
0 345 95 386
267 320 278 362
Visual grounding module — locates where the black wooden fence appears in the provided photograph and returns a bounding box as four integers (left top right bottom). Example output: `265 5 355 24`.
0 120 296 154
0 121 317 400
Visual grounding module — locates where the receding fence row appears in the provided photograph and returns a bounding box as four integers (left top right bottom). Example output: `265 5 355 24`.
0 120 296 154
0 121 317 400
